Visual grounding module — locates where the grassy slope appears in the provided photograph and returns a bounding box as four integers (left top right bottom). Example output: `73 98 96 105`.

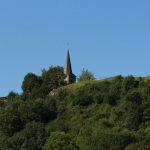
50 80 105 95
49 76 150 95
64 76 150 89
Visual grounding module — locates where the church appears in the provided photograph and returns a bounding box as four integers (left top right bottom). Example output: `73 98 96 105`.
64 49 76 84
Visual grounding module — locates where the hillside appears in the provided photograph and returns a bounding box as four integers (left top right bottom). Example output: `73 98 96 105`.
51 76 150 94
50 76 117 94
1 75 150 149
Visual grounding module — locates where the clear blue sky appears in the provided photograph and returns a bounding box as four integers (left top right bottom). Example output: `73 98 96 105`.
0 0 150 96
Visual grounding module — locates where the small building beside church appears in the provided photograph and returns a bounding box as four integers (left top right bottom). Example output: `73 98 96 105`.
64 49 76 84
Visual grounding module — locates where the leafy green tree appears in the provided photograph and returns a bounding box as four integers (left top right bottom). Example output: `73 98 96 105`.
122 76 139 92
0 135 8 150
72 90 94 106
40 66 66 96
125 136 150 150
88 130 132 150
21 73 42 99
142 101 150 124
0 106 22 136
77 127 132 150
0 100 5 107
115 101 142 129
43 132 78 150
104 91 117 105
19 98 57 124
93 93 104 104
22 73 42 93
125 143 150 150
126 90 142 104
78 69 95 82
6 122 46 150
7 91 19 100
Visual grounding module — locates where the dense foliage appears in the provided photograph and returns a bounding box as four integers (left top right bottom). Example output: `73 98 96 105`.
1 71 150 149
21 66 66 99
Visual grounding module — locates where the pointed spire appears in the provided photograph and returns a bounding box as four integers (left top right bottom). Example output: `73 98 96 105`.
64 49 76 84
64 49 73 75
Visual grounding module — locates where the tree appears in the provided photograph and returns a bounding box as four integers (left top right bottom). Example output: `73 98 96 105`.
8 91 19 100
0 106 22 136
43 132 79 150
72 89 94 106
19 98 57 124
126 90 142 104
40 66 66 96
122 76 139 92
21 73 42 99
21 66 66 99
6 122 46 150
78 69 95 82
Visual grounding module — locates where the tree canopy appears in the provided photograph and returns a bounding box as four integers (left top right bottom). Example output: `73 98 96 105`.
21 66 66 99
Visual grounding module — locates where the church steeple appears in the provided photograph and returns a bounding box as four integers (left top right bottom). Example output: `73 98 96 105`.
64 49 73 75
64 49 76 84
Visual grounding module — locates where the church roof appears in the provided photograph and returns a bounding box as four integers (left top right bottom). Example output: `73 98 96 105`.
64 49 76 77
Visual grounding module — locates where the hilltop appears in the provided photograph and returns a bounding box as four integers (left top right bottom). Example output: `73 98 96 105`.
50 75 150 94
1 73 150 149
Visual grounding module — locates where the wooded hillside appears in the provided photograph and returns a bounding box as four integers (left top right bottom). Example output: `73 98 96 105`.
0 67 150 150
